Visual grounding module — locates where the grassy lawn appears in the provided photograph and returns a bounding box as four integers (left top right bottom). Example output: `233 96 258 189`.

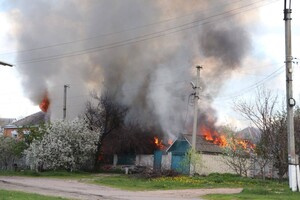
205 187 300 200
90 173 282 190
89 173 300 199
1 171 300 199
0 189 69 200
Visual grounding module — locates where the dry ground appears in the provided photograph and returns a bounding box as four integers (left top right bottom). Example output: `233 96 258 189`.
0 176 242 200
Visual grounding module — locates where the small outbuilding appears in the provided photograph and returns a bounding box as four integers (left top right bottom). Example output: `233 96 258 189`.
167 134 234 175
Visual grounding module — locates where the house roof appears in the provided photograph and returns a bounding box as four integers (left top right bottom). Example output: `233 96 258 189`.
168 134 223 154
2 124 18 129
12 112 48 127
0 118 15 127
237 127 260 143
185 134 223 153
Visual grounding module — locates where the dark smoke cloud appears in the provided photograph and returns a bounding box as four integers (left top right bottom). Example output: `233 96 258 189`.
9 0 254 137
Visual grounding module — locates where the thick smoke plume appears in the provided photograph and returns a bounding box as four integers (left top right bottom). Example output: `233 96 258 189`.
9 0 254 138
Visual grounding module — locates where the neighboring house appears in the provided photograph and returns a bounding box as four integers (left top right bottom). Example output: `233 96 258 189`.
100 129 160 166
0 118 16 136
105 133 234 175
2 112 49 138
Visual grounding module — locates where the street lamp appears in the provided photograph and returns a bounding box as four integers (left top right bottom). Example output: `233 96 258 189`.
0 60 13 67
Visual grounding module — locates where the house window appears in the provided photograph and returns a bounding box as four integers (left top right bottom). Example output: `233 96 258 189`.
12 130 18 138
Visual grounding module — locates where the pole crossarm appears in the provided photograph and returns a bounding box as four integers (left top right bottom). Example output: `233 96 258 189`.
0 61 13 67
191 65 203 150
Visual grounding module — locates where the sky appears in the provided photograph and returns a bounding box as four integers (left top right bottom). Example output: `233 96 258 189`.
0 0 299 130
212 0 300 128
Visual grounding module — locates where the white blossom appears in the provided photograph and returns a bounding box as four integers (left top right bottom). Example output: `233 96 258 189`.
25 119 99 171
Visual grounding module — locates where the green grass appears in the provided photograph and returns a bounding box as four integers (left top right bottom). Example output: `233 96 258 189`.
0 189 69 200
205 187 300 200
90 173 283 190
90 173 300 199
2 171 300 200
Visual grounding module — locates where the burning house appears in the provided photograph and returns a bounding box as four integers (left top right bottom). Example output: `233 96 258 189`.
10 0 254 138
5 1 269 176
167 134 231 175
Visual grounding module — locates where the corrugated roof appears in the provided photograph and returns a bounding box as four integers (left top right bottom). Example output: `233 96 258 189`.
13 112 48 127
183 134 223 154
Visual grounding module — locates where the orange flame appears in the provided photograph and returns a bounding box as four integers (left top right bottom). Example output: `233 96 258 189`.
154 136 165 150
200 125 254 149
201 126 227 147
39 93 50 112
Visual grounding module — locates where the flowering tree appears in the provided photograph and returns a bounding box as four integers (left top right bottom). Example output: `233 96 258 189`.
25 119 98 171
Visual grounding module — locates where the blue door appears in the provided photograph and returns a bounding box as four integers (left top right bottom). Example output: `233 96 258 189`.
171 153 190 174
153 150 162 171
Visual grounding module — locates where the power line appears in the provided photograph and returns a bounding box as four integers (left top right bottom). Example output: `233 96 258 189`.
0 0 248 56
0 61 284 101
15 0 278 65
213 66 285 101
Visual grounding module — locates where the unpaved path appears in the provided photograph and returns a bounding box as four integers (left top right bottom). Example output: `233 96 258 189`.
0 176 242 200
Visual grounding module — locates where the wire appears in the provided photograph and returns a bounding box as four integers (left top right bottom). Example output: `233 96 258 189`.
0 0 248 56
0 61 284 101
14 0 279 65
214 66 285 101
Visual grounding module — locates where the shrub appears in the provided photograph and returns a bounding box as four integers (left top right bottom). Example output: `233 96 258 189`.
24 119 99 171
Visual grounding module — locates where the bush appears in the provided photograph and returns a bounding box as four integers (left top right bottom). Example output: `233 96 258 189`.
24 119 99 171
0 136 26 170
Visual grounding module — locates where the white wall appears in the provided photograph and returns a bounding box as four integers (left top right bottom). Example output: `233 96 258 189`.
195 154 235 175
135 154 153 167
135 153 171 170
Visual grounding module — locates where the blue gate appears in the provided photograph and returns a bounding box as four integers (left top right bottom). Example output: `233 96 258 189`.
171 153 190 174
153 150 162 171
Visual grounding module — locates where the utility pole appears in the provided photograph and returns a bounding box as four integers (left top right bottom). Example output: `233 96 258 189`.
284 0 299 191
63 84 70 120
0 60 13 67
192 65 202 150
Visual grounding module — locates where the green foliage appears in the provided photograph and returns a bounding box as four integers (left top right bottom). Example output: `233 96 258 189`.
181 148 204 175
0 136 27 169
13 140 27 156
22 124 47 145
0 189 69 200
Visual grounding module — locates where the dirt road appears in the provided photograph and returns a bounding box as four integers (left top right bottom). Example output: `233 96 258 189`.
0 176 242 200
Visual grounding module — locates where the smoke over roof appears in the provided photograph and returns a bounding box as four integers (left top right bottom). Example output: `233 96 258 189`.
9 0 254 137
